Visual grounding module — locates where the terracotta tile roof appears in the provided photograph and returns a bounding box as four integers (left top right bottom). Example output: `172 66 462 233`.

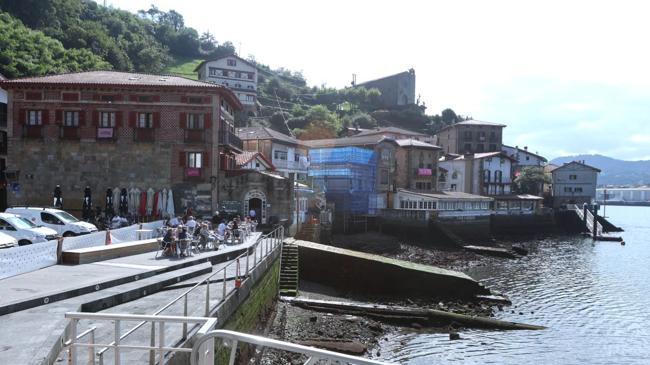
395 138 441 149
303 135 398 148
237 127 304 146
552 161 601 173
353 126 429 137
235 151 274 169
438 119 506 132
1 70 221 88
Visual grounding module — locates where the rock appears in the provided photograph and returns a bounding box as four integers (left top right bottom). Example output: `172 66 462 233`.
519 312 524 315
449 332 461 340
317 330 323 336
309 316 317 323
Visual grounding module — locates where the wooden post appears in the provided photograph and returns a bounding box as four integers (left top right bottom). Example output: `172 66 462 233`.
592 207 598 239
582 203 588 233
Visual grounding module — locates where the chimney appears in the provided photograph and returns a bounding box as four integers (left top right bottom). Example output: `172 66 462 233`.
524 146 528 151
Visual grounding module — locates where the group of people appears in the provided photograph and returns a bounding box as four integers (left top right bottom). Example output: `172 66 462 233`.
159 213 257 258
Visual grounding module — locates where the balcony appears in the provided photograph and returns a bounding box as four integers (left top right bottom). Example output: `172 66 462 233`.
218 130 243 151
134 128 155 142
184 129 205 143
60 126 80 140
23 125 43 139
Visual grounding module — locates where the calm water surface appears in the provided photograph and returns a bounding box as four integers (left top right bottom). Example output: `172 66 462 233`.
379 206 650 364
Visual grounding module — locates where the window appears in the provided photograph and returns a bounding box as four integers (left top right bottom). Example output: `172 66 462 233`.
294 153 301 162
463 131 472 140
100 112 116 128
484 169 491 182
0 219 15 231
450 184 457 191
235 72 241 78
564 187 573 193
63 111 79 127
478 131 486 141
41 212 63 225
187 114 204 129
246 95 255 102
188 152 203 168
575 187 583 193
495 170 502 183
101 95 115 102
274 150 287 160
464 144 472 153
489 144 497 151
569 174 577 180
138 95 153 103
451 171 458 179
137 113 153 128
476 144 484 152
227 59 237 66
188 97 203 104
381 149 391 161
208 67 219 76
27 110 42 125
247 85 254 89
380 169 389 184
235 83 242 88
526 156 530 161
248 73 254 80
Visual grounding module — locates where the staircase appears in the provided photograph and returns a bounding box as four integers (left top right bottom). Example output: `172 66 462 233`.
279 243 299 297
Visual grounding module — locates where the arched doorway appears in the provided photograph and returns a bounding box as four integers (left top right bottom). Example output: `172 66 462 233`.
244 189 267 224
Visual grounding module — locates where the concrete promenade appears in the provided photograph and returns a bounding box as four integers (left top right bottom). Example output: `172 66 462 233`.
0 232 271 365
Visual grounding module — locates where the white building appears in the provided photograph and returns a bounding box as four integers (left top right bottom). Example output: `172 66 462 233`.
551 161 600 207
502 145 547 167
195 55 257 113
596 187 650 203
438 152 515 196
393 189 493 218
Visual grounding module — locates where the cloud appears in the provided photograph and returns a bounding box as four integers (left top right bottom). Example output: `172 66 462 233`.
629 134 650 143
561 103 596 112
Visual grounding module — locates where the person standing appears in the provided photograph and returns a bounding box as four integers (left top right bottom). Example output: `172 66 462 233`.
105 188 115 219
53 185 63 208
249 208 257 224
82 186 92 221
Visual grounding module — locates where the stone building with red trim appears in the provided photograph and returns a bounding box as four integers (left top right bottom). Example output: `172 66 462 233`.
0 71 243 216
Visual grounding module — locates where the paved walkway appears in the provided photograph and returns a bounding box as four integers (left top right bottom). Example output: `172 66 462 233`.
0 232 276 365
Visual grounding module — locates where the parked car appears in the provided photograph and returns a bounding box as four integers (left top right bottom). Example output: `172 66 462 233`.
5 207 98 237
0 213 60 245
0 231 19 249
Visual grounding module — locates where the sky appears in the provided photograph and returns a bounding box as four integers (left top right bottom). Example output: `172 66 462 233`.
102 0 650 161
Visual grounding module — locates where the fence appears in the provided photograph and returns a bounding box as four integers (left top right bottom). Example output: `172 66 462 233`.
0 221 165 280
66 226 285 365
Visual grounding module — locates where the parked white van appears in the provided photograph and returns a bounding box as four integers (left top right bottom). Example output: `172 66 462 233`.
0 231 18 249
5 207 98 237
0 213 60 245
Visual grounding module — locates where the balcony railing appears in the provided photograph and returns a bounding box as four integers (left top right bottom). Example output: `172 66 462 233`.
60 126 80 140
218 130 243 150
23 125 43 139
185 129 205 143
134 128 155 142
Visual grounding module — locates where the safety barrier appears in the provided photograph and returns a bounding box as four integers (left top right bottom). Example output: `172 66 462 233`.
0 221 165 280
90 226 284 365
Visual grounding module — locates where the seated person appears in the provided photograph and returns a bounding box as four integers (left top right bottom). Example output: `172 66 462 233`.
186 216 197 234
177 225 188 257
217 220 226 237
231 219 240 240
161 228 176 256
169 216 181 227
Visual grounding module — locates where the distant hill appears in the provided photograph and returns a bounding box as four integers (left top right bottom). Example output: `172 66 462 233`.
550 154 650 186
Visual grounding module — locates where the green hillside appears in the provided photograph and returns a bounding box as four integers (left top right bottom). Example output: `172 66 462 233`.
162 57 202 80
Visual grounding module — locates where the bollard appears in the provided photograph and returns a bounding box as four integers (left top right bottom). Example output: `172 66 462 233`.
56 237 64 264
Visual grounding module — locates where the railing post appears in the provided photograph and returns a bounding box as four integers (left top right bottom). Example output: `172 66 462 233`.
222 268 227 301
149 322 155 365
88 329 96 365
245 247 250 276
592 207 598 239
253 242 257 266
158 321 165 365
582 203 588 233
69 318 78 365
114 320 120 365
183 295 188 340
205 280 210 317
228 340 238 365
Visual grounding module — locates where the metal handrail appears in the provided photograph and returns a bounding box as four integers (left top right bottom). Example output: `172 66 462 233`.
191 330 396 365
94 225 284 360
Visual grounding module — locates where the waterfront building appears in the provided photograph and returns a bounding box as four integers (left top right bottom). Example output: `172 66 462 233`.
502 145 547 167
438 152 515 196
392 188 493 217
596 187 650 204
306 135 399 215
195 54 258 116
394 139 441 192
355 69 416 107
238 127 309 182
0 70 242 215
550 161 600 207
436 120 506 155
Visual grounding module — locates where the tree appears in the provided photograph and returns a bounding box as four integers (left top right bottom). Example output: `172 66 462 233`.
441 108 458 124
514 166 549 195
342 112 377 129
295 120 338 140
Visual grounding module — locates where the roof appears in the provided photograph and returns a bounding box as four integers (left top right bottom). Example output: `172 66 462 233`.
193 54 258 72
235 151 274 170
544 163 559 173
356 70 413 87
397 188 494 201
395 138 441 149
237 127 304 146
0 70 242 109
493 194 544 201
353 126 429 138
502 145 548 162
452 151 516 162
552 161 601 173
303 135 399 149
438 119 506 132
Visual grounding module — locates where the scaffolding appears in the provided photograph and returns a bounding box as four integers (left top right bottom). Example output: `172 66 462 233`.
309 146 378 214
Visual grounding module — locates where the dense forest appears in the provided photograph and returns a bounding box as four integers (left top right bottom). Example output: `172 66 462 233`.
0 0 467 139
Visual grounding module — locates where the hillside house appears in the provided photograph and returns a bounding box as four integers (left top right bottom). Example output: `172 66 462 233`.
195 54 258 115
436 120 505 155
551 161 600 208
